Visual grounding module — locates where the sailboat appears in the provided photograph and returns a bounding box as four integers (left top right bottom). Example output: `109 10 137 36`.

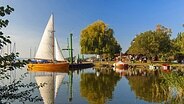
27 14 69 72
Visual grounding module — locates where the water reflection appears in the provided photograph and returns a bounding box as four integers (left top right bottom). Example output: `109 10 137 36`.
3 66 184 103
112 66 184 104
127 75 167 103
80 68 121 104
35 75 55 104
0 71 42 104
113 67 157 77
68 70 73 102
32 69 68 104
160 71 184 103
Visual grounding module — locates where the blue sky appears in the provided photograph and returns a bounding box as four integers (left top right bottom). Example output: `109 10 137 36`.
1 0 184 58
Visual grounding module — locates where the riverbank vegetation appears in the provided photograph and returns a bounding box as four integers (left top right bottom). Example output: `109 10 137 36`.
80 23 184 63
127 24 184 62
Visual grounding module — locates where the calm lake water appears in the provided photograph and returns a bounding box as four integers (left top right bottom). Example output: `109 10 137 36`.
3 66 184 104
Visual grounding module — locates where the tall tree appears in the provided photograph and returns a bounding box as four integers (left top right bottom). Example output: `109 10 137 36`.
127 25 172 58
171 32 184 62
172 32 184 54
80 20 121 58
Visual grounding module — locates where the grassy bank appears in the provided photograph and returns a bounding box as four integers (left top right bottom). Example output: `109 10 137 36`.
93 61 184 68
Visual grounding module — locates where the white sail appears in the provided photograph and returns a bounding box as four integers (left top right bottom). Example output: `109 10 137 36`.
55 38 65 61
35 14 54 60
35 76 55 104
54 73 66 98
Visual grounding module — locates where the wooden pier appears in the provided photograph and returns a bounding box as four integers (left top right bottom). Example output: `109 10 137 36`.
69 62 94 69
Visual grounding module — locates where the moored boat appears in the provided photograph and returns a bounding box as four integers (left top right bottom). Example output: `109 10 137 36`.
28 63 69 72
113 61 128 69
162 64 170 70
27 14 69 71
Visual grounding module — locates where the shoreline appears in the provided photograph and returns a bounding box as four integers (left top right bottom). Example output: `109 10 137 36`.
93 61 184 70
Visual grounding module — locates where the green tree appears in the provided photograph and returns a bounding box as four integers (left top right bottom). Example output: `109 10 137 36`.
127 25 172 59
0 5 42 103
80 20 121 58
172 32 184 54
0 5 27 80
170 32 184 63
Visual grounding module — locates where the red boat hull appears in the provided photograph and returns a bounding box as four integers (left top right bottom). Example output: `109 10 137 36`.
113 61 128 69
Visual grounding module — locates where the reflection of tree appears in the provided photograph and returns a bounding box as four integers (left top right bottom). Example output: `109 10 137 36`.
160 71 184 103
126 75 169 103
80 71 121 104
0 73 42 104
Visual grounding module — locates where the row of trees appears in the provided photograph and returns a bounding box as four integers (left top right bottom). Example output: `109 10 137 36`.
127 24 184 61
80 21 121 59
80 21 184 62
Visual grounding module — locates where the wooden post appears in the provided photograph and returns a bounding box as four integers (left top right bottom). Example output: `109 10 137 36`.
70 33 73 64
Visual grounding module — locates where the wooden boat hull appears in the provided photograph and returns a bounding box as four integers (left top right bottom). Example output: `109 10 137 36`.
27 63 69 72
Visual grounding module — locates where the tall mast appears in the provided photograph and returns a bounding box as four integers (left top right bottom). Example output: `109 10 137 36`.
30 48 32 58
51 14 55 62
70 33 73 64
9 43 11 54
12 42 16 53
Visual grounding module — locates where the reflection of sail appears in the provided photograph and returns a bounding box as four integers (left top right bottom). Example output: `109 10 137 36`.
35 76 55 104
55 73 66 98
35 72 66 104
